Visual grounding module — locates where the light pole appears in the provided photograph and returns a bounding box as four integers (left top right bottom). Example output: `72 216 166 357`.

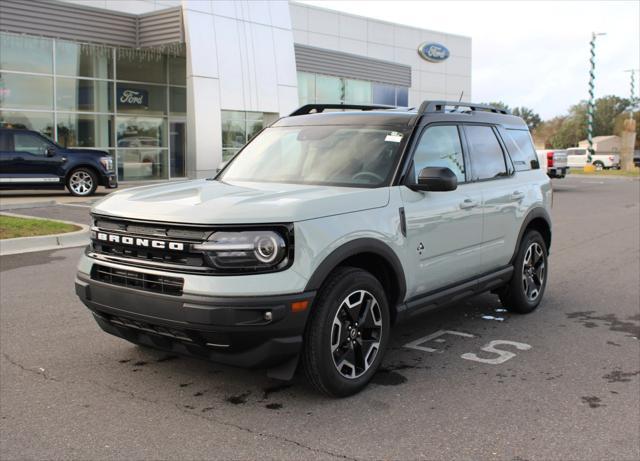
624 69 639 117
587 32 606 163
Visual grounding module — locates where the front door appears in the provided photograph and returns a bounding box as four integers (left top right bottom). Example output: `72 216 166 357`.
169 121 186 177
10 131 65 181
400 124 484 299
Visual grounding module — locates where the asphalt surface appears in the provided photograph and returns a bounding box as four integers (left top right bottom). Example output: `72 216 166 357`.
1 175 639 460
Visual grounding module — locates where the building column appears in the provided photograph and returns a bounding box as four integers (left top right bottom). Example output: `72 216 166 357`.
182 4 222 178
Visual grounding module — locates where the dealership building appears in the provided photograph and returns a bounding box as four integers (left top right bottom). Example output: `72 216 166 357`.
0 0 472 181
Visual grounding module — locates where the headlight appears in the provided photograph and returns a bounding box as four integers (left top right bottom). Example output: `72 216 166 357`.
193 230 289 272
100 156 114 171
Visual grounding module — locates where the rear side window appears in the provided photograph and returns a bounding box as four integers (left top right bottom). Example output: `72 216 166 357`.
465 125 508 180
505 129 539 171
412 125 466 183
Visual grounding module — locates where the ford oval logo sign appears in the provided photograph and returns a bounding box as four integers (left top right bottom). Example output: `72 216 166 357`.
418 42 450 62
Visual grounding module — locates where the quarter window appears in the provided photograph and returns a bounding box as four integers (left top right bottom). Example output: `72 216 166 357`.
465 125 508 180
13 133 52 156
413 125 465 183
505 129 539 171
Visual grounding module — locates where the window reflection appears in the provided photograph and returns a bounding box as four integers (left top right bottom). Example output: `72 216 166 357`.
57 113 113 148
57 79 112 112
0 111 54 138
0 33 52 74
56 41 113 79
0 73 53 110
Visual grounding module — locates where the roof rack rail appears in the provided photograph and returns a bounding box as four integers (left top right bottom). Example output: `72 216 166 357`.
416 100 510 115
289 104 396 117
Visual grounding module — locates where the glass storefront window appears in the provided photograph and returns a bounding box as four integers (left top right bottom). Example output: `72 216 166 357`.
0 73 53 110
169 87 186 115
56 113 113 148
116 83 167 115
397 87 409 107
168 56 186 85
118 149 168 180
297 72 315 106
56 78 112 112
170 122 186 177
55 41 113 79
116 49 166 84
0 111 54 138
117 116 166 148
345 79 372 105
316 75 343 103
0 33 53 74
372 83 396 106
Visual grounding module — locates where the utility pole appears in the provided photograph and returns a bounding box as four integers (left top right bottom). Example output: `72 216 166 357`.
587 32 606 163
621 69 639 171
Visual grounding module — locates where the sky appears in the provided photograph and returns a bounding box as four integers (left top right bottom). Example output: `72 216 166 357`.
300 0 640 120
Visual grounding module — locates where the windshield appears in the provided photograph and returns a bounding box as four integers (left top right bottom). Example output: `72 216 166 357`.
219 125 408 188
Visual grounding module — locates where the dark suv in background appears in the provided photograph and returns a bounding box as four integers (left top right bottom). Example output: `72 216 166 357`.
0 128 117 196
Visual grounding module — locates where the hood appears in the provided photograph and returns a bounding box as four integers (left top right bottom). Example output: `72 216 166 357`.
92 179 390 224
63 148 109 157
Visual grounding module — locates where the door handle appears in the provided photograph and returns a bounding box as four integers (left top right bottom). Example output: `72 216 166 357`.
459 199 478 209
510 191 525 201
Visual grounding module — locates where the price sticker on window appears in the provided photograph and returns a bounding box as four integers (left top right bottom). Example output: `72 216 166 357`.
385 132 403 143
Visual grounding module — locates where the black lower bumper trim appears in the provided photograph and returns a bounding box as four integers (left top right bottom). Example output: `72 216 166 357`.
76 275 314 368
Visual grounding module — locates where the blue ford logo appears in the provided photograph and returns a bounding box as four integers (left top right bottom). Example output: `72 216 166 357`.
418 42 450 62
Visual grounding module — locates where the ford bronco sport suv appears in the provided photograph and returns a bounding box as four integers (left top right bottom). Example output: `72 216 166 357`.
75 102 552 397
0 128 117 196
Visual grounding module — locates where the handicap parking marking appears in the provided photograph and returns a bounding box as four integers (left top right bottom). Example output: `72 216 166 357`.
403 329 475 353
461 340 532 365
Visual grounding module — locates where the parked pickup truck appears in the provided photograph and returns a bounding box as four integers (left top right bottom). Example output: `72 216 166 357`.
566 147 621 170
536 149 568 178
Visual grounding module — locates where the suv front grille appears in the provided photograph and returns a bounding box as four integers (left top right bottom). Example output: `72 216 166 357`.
92 264 184 296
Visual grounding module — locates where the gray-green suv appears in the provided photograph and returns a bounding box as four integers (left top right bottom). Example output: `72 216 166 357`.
75 102 552 397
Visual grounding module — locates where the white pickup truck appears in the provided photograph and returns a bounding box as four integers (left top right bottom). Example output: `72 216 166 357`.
536 149 568 178
565 148 621 170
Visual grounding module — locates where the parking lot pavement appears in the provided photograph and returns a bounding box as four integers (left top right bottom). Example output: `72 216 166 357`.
1 175 638 460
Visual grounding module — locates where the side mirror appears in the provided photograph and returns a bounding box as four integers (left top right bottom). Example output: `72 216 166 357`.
410 167 458 192
46 147 56 157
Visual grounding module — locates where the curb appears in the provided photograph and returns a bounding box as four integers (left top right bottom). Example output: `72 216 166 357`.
0 212 90 256
0 200 57 211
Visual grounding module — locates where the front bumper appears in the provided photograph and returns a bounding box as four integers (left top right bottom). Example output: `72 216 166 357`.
75 273 315 368
100 173 118 188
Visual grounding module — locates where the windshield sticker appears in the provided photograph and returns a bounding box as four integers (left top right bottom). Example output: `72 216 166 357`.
385 132 403 143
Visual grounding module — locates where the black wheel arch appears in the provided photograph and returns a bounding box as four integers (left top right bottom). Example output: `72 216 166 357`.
510 207 552 264
304 238 407 323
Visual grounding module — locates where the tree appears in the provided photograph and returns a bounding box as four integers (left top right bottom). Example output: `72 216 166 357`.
512 107 542 131
533 95 632 149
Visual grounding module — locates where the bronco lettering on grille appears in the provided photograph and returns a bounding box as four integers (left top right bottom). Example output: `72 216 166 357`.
96 232 185 251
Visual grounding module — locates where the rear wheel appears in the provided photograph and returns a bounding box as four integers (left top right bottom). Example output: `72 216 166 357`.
500 230 548 314
302 267 390 397
67 167 98 196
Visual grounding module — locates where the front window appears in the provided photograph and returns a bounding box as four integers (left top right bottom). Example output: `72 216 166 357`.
219 125 408 188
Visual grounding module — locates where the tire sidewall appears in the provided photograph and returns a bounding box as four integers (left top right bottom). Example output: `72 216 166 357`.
307 268 391 396
67 168 98 196
511 230 548 312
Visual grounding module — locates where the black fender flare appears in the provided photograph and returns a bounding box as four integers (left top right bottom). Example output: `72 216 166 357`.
304 238 407 305
510 207 552 264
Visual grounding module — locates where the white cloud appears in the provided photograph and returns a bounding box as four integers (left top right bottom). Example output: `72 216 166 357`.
298 0 640 119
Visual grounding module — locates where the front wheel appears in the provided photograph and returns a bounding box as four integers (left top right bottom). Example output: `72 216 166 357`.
500 230 548 314
593 161 604 171
302 267 390 397
67 168 98 196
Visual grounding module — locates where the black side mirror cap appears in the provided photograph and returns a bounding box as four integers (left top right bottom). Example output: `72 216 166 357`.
46 147 56 157
409 166 458 192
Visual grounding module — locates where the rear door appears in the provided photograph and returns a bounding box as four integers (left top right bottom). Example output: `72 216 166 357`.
400 123 484 297
463 124 526 273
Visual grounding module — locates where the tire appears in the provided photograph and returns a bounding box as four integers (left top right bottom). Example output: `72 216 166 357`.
593 161 604 171
302 266 391 397
67 167 98 196
499 230 548 314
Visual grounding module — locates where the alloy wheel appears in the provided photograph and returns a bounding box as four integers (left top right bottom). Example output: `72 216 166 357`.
522 242 545 302
69 171 94 195
330 290 383 379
